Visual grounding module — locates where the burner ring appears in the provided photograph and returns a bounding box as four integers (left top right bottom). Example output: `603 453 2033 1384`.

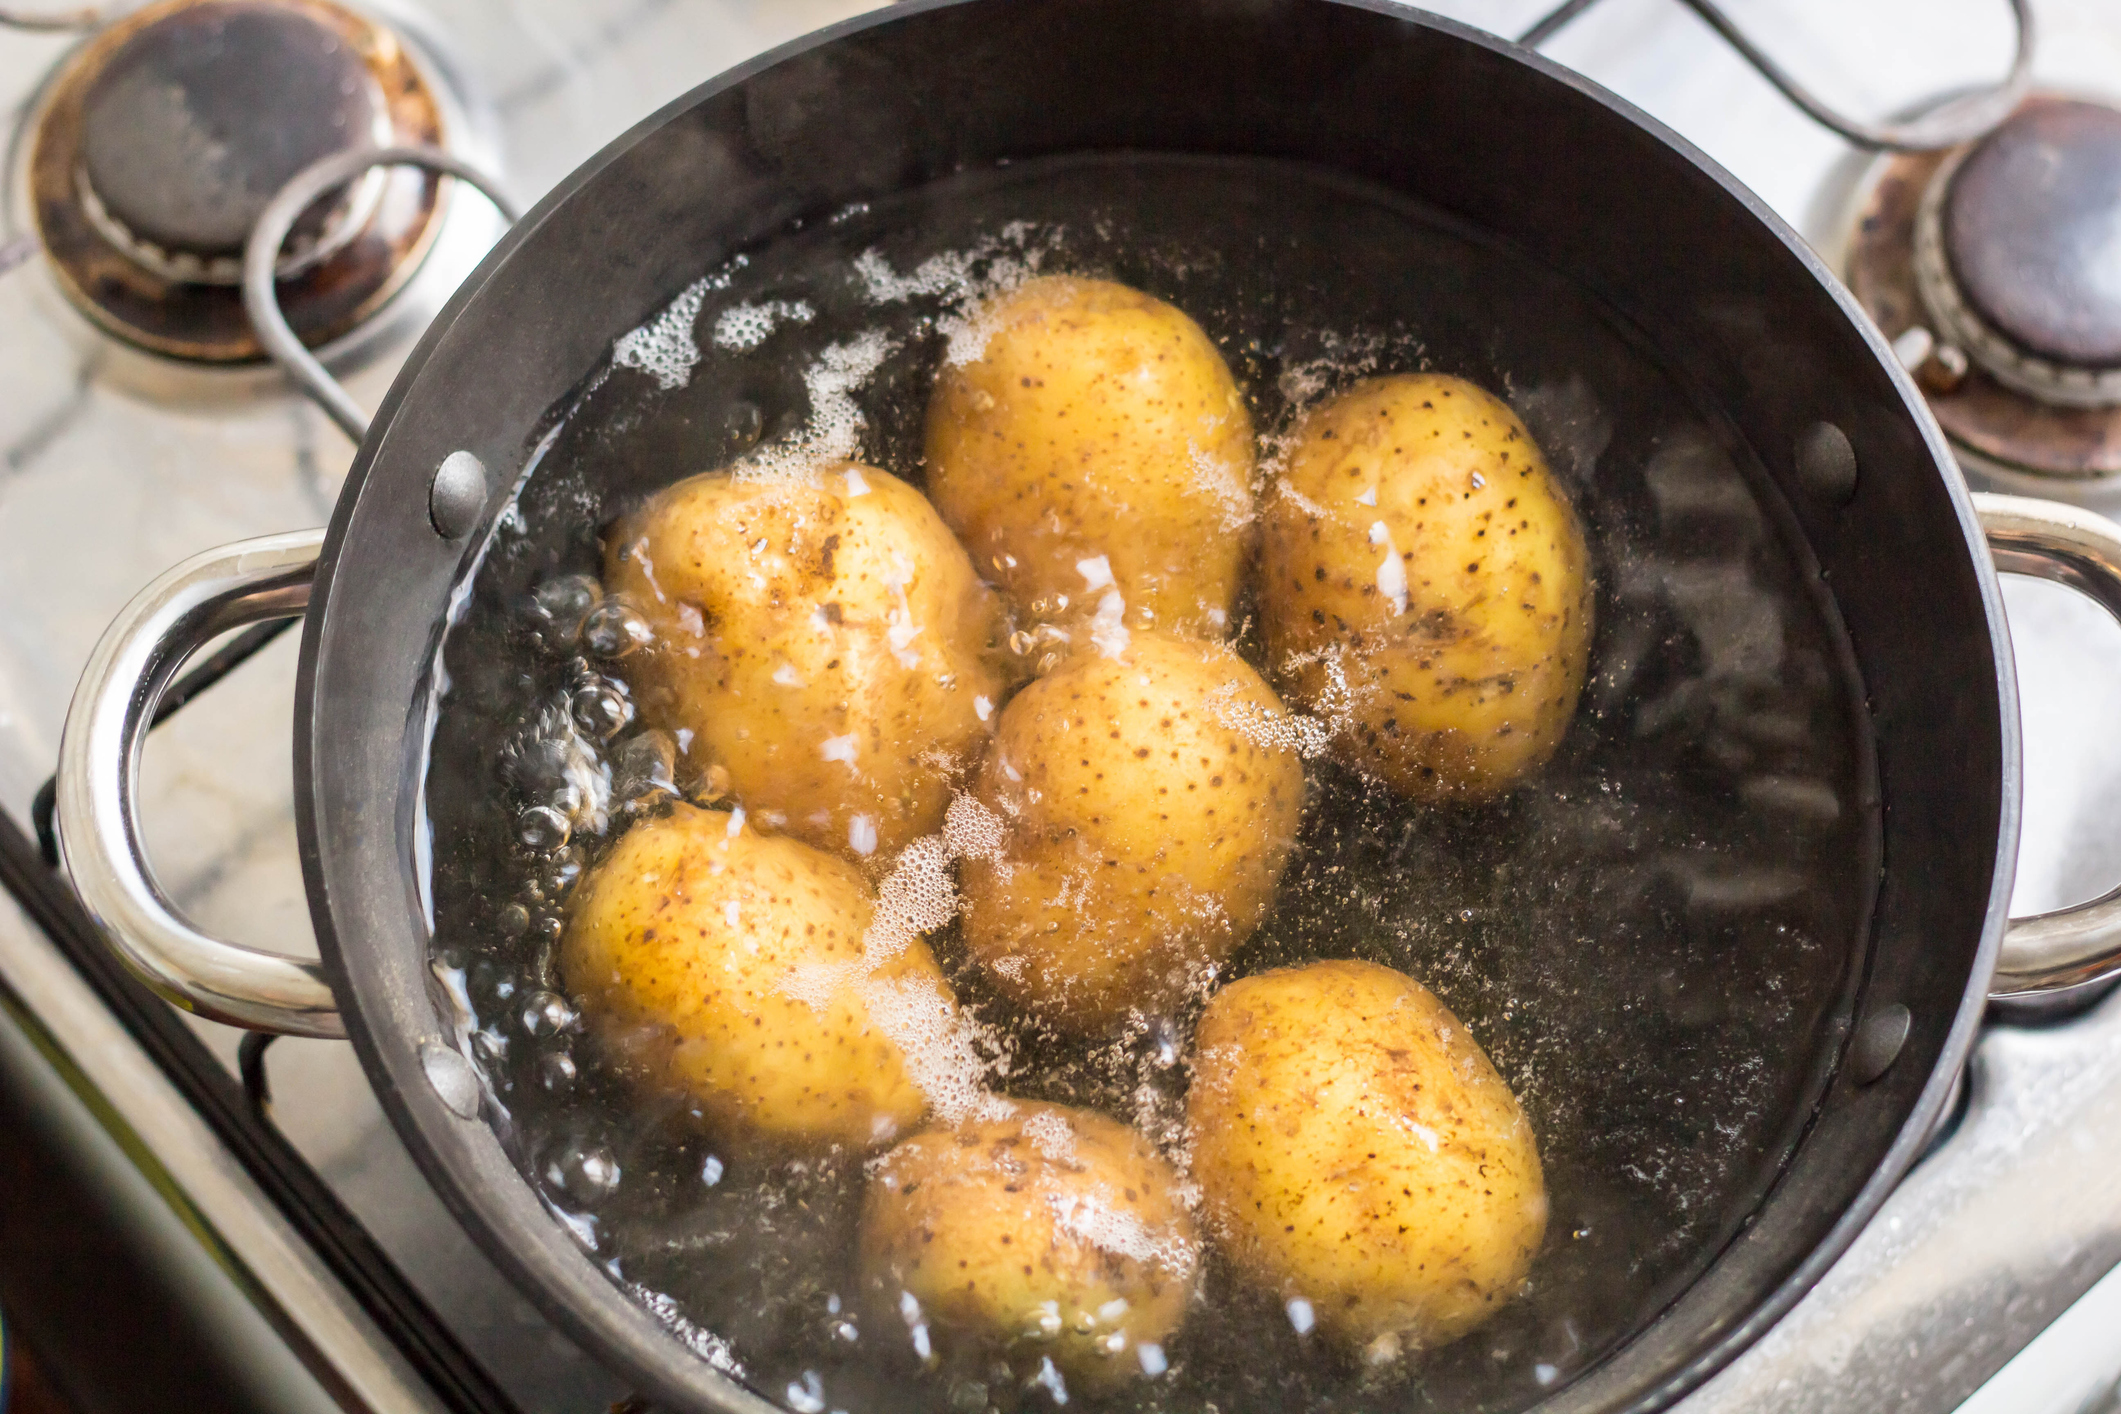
1913 145 2121 410
73 160 390 286
1844 93 2121 483
25 0 454 363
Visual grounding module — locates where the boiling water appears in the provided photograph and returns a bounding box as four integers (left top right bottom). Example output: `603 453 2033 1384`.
421 156 1872 1414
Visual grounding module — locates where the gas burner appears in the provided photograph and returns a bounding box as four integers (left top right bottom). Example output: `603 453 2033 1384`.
24 0 453 363
1847 94 2121 484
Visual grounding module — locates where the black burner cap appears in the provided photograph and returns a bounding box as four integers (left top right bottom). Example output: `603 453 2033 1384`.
1943 99 2121 369
78 0 385 259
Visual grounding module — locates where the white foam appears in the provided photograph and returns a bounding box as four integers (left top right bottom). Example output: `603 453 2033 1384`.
848 226 1061 368
774 794 1021 1123
943 794 1007 862
1204 677 1333 760
854 247 981 304
711 299 814 352
1274 329 1385 409
848 814 878 857
1271 477 1330 521
1023 1109 1078 1163
626 1282 745 1374
734 331 896 484
610 262 740 391
820 734 859 765
1189 442 1256 532
1047 1188 1198 1278
860 972 1004 1126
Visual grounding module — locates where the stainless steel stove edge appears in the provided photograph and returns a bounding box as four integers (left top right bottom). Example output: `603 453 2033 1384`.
0 881 453 1414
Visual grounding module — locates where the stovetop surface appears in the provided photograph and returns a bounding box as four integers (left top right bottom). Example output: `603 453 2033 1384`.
4 1 2121 1411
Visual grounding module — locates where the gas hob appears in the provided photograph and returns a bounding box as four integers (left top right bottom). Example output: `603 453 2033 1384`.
2 1 2121 1411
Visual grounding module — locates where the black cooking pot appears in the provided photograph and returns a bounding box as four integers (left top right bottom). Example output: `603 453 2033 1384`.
53 2 2121 1410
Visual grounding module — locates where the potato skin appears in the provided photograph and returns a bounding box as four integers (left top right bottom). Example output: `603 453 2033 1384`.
561 804 949 1150
960 631 1305 1033
1260 374 1592 802
604 463 1003 863
1186 960 1545 1356
860 1101 1199 1387
926 276 1255 640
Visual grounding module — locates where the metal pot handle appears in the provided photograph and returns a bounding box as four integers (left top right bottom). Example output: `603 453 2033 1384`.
1975 492 2121 997
55 530 342 1037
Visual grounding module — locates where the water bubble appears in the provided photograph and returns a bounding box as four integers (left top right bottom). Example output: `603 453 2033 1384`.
472 1028 507 1067
547 1143 621 1203
949 1379 988 1412
722 400 764 448
571 678 634 740
536 1050 578 1091
519 805 571 852
533 913 564 945
583 601 653 658
527 574 601 651
502 736 575 800
521 990 578 1038
498 902 530 938
694 762 733 806
614 731 678 807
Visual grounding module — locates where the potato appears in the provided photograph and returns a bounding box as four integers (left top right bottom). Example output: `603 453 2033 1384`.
926 275 1256 640
1185 959 1546 1358
604 463 1003 863
960 630 1305 1033
561 803 956 1150
1259 374 1592 802
860 1100 1199 1390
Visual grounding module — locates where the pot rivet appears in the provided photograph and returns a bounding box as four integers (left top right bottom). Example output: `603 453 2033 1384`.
429 450 490 540
419 1037 481 1118
1851 1003 1911 1085
1796 421 1859 507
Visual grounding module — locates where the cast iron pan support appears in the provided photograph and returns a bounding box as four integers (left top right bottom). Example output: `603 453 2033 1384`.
1518 0 2034 152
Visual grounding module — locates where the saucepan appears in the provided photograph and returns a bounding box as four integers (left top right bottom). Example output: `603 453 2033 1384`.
49 1 2121 1410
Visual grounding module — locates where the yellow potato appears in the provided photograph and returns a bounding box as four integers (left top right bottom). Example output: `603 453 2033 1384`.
860 1101 1199 1390
604 463 1003 864
561 803 953 1151
1186 959 1546 1358
1259 374 1592 802
960 630 1305 1033
925 275 1256 640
